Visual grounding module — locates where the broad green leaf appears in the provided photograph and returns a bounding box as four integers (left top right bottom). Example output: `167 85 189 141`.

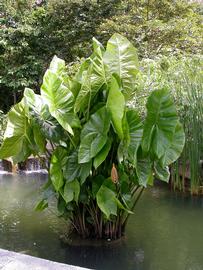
104 33 139 100
70 59 91 98
103 177 117 192
142 89 178 159
35 115 66 143
126 109 143 165
41 56 80 134
24 88 45 117
80 162 92 184
24 90 54 133
91 38 110 87
24 89 60 136
96 185 117 219
50 147 67 191
74 67 92 113
78 106 111 163
0 101 32 162
136 156 153 187
74 40 109 113
161 122 185 166
63 179 80 204
154 161 170 182
93 138 112 169
63 149 91 184
49 55 66 75
107 77 125 139
63 150 79 182
92 37 105 52
33 124 46 153
24 89 47 152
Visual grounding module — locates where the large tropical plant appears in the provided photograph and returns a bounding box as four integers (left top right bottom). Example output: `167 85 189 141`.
0 34 185 240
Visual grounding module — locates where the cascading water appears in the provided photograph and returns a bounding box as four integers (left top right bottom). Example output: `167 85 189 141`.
0 159 13 174
0 157 48 174
18 157 47 174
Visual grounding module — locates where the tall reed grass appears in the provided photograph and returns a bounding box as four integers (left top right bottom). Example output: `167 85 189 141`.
169 57 203 194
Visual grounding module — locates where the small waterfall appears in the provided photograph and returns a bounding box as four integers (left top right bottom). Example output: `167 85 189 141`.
0 159 13 174
0 157 48 174
18 157 47 174
0 160 3 171
27 158 42 171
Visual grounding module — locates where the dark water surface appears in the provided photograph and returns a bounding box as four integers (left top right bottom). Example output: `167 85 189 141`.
0 173 203 270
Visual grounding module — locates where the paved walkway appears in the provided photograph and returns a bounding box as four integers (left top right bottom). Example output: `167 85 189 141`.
0 249 90 270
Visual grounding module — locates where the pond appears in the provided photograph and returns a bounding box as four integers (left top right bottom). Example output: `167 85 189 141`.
0 173 203 270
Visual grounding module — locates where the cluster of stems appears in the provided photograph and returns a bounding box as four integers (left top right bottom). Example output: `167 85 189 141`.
69 186 145 240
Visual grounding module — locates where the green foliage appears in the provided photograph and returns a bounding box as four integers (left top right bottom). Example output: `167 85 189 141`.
104 33 139 99
130 55 203 194
98 0 203 58
96 185 118 219
41 56 80 134
50 147 67 191
0 101 32 162
78 106 111 163
0 34 184 239
0 0 119 111
0 0 202 112
142 88 179 158
170 57 203 194
107 77 125 139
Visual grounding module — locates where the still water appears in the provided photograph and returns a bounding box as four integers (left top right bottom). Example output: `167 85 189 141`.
0 173 203 270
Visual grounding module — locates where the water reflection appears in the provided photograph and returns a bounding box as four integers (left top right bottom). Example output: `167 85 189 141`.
0 174 203 270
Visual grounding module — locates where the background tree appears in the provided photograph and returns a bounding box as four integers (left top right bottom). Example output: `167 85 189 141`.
0 0 120 111
98 0 203 58
0 0 202 112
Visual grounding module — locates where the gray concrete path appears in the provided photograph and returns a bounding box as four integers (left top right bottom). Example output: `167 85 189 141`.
0 249 90 270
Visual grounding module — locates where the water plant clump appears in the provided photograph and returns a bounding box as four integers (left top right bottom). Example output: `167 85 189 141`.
0 34 185 240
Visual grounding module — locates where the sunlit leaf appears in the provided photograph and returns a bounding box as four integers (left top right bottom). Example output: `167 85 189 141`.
41 56 80 134
104 33 139 100
107 77 125 139
0 100 32 162
74 39 109 113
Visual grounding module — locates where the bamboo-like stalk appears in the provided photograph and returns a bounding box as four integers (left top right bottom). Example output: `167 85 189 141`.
165 57 203 194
